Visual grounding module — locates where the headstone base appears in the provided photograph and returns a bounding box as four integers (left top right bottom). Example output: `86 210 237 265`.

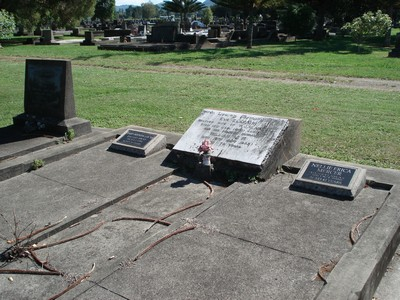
388 49 400 58
13 114 92 137
34 40 60 45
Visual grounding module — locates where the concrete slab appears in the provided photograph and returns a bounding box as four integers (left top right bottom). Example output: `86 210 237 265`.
1 127 399 300
0 174 225 299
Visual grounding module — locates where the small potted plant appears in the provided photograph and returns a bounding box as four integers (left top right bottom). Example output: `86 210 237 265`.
198 139 213 166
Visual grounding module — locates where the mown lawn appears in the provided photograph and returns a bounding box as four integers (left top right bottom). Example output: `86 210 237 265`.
0 36 399 169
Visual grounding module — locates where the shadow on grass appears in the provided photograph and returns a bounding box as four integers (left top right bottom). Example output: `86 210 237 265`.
145 37 376 66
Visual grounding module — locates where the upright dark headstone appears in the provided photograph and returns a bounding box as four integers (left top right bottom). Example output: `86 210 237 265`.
147 22 178 43
172 109 301 180
388 33 400 58
13 59 91 136
291 159 366 199
35 29 60 45
80 31 95 46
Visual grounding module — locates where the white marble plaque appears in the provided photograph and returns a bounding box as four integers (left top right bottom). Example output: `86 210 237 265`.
173 109 289 166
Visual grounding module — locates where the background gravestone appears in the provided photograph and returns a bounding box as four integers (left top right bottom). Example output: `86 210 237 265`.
35 29 60 45
171 109 302 180
80 31 95 46
13 59 91 136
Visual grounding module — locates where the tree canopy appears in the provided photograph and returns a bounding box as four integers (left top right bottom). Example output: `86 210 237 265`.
162 0 206 30
0 9 15 40
0 0 97 31
93 0 115 23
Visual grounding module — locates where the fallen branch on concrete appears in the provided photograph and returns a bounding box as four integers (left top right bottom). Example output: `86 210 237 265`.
32 222 104 250
48 263 95 300
350 209 378 245
313 259 338 284
144 201 204 233
0 269 61 276
136 225 196 261
29 249 62 274
112 217 171 226
7 216 67 245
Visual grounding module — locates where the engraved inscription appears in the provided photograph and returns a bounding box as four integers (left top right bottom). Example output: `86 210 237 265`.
302 162 356 186
117 130 156 148
173 109 289 165
26 63 63 109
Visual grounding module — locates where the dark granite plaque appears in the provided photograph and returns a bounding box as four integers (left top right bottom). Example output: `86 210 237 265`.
292 159 366 199
110 129 166 157
301 162 356 187
117 130 156 148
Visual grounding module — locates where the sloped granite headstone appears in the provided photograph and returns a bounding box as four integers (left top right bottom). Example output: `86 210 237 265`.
109 129 166 157
172 109 301 180
291 159 366 199
13 59 91 136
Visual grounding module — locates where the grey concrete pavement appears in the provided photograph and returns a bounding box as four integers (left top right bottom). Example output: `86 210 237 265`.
1 126 399 300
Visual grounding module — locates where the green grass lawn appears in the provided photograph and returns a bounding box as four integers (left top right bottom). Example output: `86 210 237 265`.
0 36 399 169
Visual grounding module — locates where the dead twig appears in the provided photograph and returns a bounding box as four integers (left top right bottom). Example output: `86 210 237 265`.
48 263 95 300
203 180 214 198
313 259 338 284
144 201 204 233
32 222 104 250
28 250 62 275
0 269 61 276
112 217 171 226
133 225 196 263
7 216 67 244
350 209 378 245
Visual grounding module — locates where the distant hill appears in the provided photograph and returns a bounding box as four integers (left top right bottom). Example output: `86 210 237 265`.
116 5 131 11
203 0 214 7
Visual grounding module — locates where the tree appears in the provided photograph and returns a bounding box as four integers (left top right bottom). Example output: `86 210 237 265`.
211 0 284 48
0 0 96 31
162 0 206 31
202 6 213 25
93 0 115 23
0 9 15 47
279 3 315 38
342 10 392 51
141 2 158 19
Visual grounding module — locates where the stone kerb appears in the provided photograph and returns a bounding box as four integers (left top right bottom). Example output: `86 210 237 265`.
171 109 301 180
13 59 91 137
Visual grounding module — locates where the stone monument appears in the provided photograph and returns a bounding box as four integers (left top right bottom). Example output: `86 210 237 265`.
291 159 366 199
35 29 60 45
171 109 301 180
13 59 92 137
80 31 96 46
